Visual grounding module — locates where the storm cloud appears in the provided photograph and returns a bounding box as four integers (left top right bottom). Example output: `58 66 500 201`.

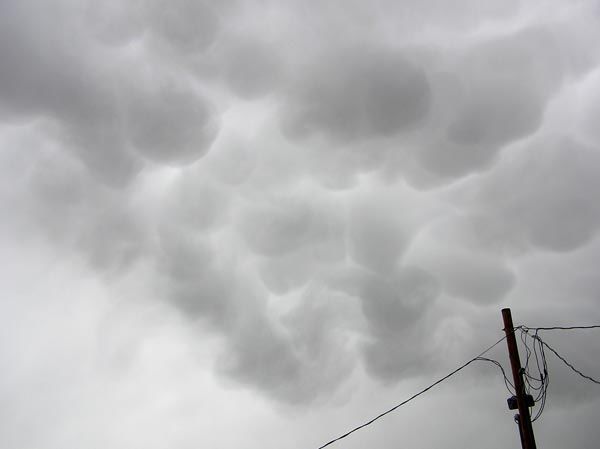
2 1 600 448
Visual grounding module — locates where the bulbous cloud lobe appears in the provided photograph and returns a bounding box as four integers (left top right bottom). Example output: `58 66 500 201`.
472 137 600 252
281 48 431 141
127 85 218 165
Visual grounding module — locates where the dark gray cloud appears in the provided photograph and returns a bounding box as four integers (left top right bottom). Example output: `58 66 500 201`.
2 0 600 448
358 266 440 379
0 0 224 186
348 198 410 274
406 215 517 304
127 84 218 164
468 137 600 252
85 1 148 46
222 40 284 99
281 48 431 142
0 4 134 185
238 196 315 257
147 0 220 53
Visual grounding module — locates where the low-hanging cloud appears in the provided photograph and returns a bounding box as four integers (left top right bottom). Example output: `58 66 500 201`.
281 48 431 142
127 84 219 164
469 137 600 252
2 0 600 434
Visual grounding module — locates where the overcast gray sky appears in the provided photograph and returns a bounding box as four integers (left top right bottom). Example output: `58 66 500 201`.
2 0 600 448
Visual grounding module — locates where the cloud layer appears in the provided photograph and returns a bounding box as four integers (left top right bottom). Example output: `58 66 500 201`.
2 1 600 448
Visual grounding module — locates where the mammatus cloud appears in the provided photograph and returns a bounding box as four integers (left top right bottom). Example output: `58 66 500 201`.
2 3 600 448
281 48 431 141
127 84 218 164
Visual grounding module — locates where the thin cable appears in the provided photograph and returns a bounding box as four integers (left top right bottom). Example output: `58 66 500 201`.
519 328 549 422
539 339 600 385
526 325 600 331
316 334 508 449
520 324 600 422
474 357 515 394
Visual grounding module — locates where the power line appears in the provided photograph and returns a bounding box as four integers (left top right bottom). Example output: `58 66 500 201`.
521 326 600 386
316 321 600 448
518 328 549 422
474 356 515 394
316 334 509 449
517 324 600 425
537 338 600 385
524 325 600 331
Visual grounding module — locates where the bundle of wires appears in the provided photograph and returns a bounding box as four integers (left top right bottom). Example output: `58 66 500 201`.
519 327 549 422
316 323 600 448
519 324 600 422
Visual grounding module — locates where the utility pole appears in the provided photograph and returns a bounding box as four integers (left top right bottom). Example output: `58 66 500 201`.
502 308 537 449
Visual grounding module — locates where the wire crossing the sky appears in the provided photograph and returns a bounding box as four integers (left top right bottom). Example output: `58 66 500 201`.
519 327 550 422
316 333 510 449
316 322 600 449
524 325 600 331
518 324 600 422
474 356 515 394
541 338 600 385
521 326 600 386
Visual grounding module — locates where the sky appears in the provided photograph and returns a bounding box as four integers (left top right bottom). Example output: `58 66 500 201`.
1 0 600 448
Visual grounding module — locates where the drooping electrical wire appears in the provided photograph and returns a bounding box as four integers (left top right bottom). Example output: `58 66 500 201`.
316 334 509 449
316 322 599 448
518 324 600 422
537 337 600 385
474 356 515 394
518 328 549 422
